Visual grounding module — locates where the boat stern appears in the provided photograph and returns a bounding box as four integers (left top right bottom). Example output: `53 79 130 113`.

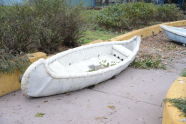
21 58 51 97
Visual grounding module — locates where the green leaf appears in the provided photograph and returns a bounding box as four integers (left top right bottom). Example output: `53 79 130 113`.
35 112 45 117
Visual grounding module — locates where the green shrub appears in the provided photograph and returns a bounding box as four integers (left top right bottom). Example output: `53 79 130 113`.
97 4 128 29
81 10 100 29
122 2 157 27
97 2 157 30
97 2 184 30
0 0 85 73
33 0 85 53
157 4 184 22
0 5 39 54
0 0 85 54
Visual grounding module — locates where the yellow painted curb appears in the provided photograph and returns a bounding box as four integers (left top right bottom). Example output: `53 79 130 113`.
0 52 47 97
162 77 186 124
111 20 186 41
27 52 47 62
87 20 186 44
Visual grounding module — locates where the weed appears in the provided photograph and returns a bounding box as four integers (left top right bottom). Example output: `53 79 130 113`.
165 98 186 116
131 54 166 69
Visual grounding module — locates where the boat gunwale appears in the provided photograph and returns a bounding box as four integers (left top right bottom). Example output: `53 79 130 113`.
47 36 139 63
25 36 141 79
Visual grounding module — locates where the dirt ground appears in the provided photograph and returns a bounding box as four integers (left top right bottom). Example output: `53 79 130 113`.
137 32 186 66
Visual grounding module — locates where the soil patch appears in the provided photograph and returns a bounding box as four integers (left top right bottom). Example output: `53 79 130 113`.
134 32 186 69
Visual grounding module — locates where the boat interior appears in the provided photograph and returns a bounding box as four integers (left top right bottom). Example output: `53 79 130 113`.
48 44 134 75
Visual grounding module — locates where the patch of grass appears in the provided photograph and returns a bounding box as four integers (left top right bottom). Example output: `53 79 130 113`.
131 54 166 69
80 10 123 44
165 98 186 116
35 112 45 117
181 69 186 77
79 29 121 44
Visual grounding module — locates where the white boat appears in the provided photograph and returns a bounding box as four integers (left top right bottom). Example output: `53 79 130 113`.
160 25 186 44
21 36 141 97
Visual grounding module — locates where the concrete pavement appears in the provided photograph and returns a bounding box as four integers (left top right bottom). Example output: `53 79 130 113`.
0 59 185 124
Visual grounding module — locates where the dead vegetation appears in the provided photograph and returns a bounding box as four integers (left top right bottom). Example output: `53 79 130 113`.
132 32 186 69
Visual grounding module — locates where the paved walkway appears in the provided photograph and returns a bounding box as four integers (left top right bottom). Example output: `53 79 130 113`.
0 59 186 124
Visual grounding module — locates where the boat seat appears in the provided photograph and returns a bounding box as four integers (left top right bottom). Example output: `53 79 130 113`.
112 45 132 57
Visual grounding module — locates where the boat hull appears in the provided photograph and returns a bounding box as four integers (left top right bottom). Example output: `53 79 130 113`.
21 36 141 97
22 57 134 97
161 25 186 44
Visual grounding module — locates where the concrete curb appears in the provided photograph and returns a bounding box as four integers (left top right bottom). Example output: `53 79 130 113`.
0 52 47 96
162 77 186 124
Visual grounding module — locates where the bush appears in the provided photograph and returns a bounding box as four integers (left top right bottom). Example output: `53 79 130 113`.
0 5 39 54
0 0 85 54
97 2 157 30
122 2 157 27
97 4 127 30
81 10 100 29
0 0 85 73
97 2 184 30
33 0 85 53
156 4 184 22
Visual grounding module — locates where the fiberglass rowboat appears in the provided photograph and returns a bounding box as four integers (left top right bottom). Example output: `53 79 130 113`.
160 25 186 44
21 36 141 97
